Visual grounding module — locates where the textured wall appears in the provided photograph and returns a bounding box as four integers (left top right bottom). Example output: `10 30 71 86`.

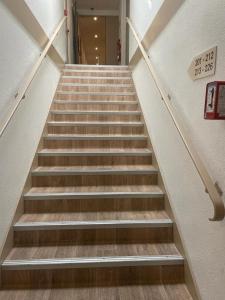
129 0 225 299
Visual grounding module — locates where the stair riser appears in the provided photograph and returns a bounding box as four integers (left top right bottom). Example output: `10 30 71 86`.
55 93 136 101
47 126 144 135
60 78 132 85
52 103 138 111
43 140 147 149
14 227 173 247
24 198 164 214
32 174 158 187
1 265 184 289
57 85 134 93
38 156 152 167
51 115 141 122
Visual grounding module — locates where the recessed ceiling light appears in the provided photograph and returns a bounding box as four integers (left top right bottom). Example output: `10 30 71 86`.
96 56 99 59
95 47 98 51
94 34 98 39
93 17 98 21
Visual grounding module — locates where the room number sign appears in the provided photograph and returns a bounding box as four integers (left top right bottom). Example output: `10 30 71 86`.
188 46 217 81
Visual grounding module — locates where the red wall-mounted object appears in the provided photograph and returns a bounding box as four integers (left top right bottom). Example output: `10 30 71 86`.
64 9 68 16
204 81 225 120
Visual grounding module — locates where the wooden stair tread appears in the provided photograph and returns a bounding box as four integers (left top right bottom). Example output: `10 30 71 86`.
25 185 163 195
0 284 193 299
33 165 157 174
48 121 143 126
38 148 152 156
62 75 132 79
54 100 137 104
56 91 136 96
16 211 170 223
50 110 141 114
39 148 151 152
58 81 133 88
44 134 147 139
5 243 180 262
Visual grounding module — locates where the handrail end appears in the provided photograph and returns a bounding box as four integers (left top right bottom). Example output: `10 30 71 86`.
209 202 225 221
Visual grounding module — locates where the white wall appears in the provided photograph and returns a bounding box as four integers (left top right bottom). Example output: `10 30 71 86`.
25 0 67 61
0 3 40 126
25 0 65 37
0 1 66 254
129 0 164 59
129 0 225 299
119 0 126 65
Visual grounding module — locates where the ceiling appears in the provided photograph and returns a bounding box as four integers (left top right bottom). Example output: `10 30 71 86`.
76 0 120 11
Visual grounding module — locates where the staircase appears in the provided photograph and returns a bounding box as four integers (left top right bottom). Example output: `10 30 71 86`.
0 65 193 299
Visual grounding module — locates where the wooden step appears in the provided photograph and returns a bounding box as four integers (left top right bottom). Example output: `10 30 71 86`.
59 82 132 86
14 215 172 230
52 100 138 111
50 111 141 122
31 165 158 187
38 148 152 156
24 185 164 200
38 148 152 166
64 64 129 71
2 256 184 289
57 85 134 93
60 76 132 85
15 209 170 223
24 189 164 214
50 111 141 115
62 70 131 78
47 121 144 135
55 93 136 101
0 284 194 299
55 91 136 97
32 165 157 175
13 211 172 246
1 244 184 288
43 134 148 149
54 100 137 104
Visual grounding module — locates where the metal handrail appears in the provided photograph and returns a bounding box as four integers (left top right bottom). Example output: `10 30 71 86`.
0 16 67 138
127 17 225 221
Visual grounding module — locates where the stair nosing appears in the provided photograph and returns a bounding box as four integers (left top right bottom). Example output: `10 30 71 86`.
59 83 134 88
32 168 158 177
47 121 143 127
2 255 183 270
50 110 141 115
38 150 152 157
56 91 135 96
44 135 147 141
13 219 173 231
24 191 164 200
63 69 131 73
61 76 132 80
53 100 137 104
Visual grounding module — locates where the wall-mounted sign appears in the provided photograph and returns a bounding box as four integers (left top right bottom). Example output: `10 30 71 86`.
188 46 217 81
